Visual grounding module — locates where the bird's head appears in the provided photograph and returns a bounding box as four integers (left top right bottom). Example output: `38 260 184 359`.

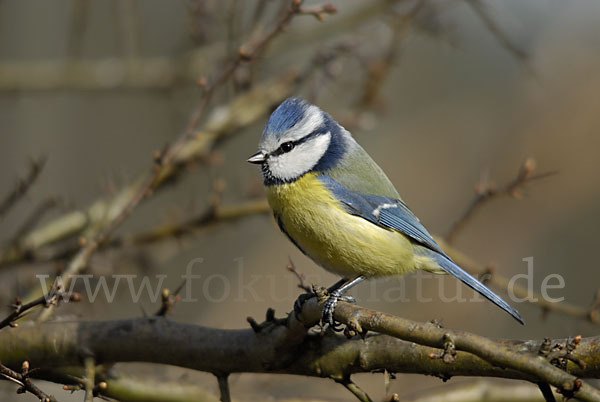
247 97 348 185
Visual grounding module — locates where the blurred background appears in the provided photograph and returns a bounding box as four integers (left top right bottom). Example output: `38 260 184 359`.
1 0 600 400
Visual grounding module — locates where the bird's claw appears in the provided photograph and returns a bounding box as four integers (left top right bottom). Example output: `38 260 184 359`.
320 292 355 330
294 287 355 332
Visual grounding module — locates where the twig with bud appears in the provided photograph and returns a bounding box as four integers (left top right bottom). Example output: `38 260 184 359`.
446 158 556 244
0 361 56 402
0 285 80 331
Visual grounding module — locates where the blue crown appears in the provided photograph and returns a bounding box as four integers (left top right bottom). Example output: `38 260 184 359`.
264 97 309 135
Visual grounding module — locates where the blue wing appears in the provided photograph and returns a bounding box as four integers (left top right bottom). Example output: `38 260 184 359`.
318 174 524 324
317 174 447 256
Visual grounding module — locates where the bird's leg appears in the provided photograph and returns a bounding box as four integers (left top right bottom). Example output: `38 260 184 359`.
322 275 365 327
327 278 350 293
293 278 348 317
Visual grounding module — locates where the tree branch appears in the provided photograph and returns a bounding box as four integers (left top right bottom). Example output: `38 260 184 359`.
0 157 46 223
330 301 599 400
216 374 230 402
446 158 556 244
1 299 599 400
0 286 79 331
83 357 95 402
0 361 56 402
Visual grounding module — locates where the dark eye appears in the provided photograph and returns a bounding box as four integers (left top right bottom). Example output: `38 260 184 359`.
280 142 294 153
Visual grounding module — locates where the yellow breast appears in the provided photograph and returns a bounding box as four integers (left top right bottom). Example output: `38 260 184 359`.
266 173 422 278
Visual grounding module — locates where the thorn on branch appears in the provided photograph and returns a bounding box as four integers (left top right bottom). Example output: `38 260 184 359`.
247 316 262 333
265 307 276 322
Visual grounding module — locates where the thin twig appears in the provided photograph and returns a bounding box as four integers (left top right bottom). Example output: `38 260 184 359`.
4 199 269 267
154 280 186 317
118 199 269 248
0 286 79 331
298 3 337 21
446 158 556 244
83 357 95 402
354 1 425 114
287 257 311 292
0 157 46 222
464 0 534 75
538 382 557 402
336 377 373 402
0 361 56 402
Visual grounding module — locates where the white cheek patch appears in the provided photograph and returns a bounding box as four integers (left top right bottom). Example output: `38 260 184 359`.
269 133 331 181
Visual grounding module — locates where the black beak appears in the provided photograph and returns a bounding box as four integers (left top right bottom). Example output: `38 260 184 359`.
247 151 266 164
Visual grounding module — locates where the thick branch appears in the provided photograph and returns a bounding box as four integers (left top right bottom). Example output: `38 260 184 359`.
330 302 599 400
0 300 599 400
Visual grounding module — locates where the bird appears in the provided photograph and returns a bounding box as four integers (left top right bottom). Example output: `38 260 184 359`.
247 97 524 326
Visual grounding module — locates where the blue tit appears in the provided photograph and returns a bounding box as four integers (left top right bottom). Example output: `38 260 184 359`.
247 97 524 325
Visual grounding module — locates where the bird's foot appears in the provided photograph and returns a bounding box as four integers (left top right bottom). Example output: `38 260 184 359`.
321 291 355 331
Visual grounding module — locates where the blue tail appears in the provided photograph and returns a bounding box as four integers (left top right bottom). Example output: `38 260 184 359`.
433 253 524 325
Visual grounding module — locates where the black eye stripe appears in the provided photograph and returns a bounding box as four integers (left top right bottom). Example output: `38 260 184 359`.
269 128 329 157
